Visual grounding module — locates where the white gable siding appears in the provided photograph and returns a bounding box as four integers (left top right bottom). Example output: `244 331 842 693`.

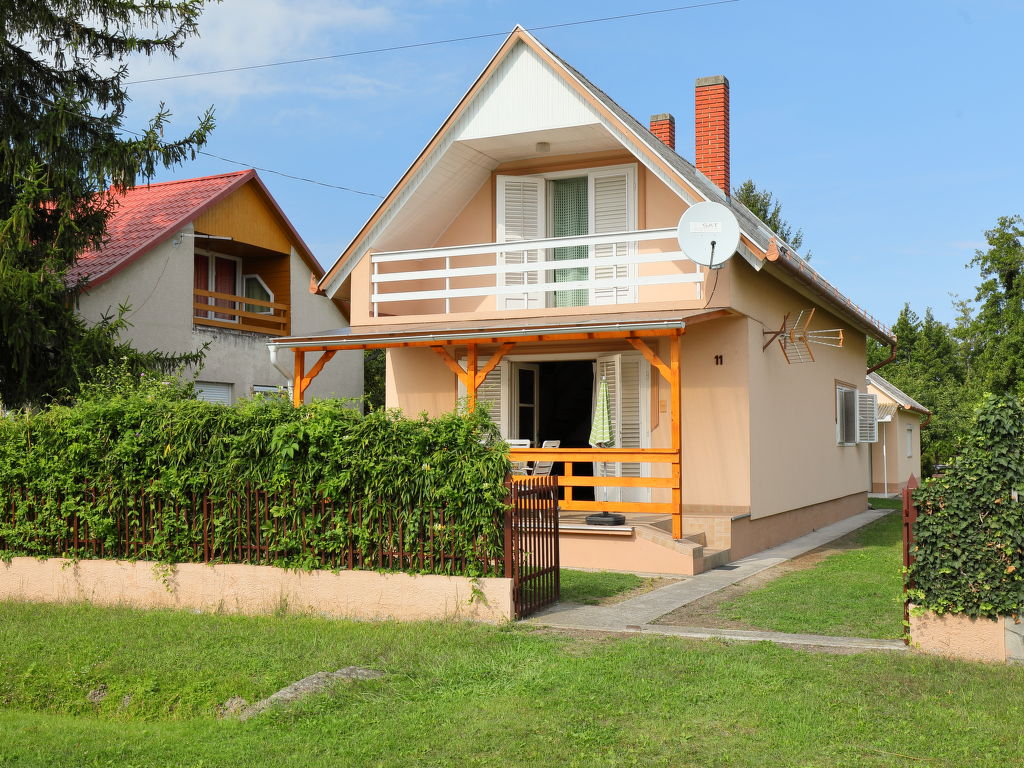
456 43 599 141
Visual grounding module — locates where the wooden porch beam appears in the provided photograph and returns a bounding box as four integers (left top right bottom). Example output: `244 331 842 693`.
300 350 337 391
670 334 682 539
627 338 673 383
475 342 515 388
466 344 478 409
430 345 470 386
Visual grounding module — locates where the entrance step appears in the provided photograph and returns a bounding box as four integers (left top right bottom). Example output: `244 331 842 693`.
701 548 732 570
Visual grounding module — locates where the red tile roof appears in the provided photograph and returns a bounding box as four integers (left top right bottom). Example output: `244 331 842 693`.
69 170 254 287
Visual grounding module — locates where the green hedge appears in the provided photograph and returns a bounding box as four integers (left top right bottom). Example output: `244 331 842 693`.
0 365 511 575
909 395 1024 618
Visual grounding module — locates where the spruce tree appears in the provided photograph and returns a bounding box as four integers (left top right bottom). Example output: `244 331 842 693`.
0 1 216 408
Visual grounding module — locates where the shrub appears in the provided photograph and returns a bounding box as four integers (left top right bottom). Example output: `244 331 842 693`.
0 364 511 575
909 394 1024 618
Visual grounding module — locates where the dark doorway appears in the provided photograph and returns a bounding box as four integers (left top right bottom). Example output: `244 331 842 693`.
537 360 594 501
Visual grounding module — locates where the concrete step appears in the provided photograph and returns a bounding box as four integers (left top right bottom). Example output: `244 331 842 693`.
702 548 732 570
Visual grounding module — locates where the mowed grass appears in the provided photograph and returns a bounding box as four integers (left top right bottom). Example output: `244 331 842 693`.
718 512 904 639
2 601 1024 767
559 569 643 604
868 496 903 510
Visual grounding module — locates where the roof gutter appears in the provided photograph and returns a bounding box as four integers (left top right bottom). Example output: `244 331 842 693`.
266 318 688 352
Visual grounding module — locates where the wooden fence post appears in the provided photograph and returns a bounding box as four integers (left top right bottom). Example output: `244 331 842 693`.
902 473 919 646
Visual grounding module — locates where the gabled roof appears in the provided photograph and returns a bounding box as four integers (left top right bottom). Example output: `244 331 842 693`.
69 169 322 288
317 26 894 345
867 372 930 416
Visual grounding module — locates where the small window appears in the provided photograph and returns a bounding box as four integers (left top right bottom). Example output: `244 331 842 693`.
242 275 274 314
836 385 857 445
906 425 914 458
195 381 233 405
252 384 286 399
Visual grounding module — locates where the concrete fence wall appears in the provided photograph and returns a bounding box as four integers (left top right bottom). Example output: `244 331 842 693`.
909 607 1024 664
0 557 514 624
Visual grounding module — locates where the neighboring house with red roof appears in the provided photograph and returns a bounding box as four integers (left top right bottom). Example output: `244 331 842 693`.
265 28 897 574
866 373 930 493
73 170 361 404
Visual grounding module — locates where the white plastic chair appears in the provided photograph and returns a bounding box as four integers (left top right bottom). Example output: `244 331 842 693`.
529 440 561 476
506 438 531 474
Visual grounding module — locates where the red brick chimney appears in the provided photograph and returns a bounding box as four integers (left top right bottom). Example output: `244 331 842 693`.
649 113 675 150
694 75 730 196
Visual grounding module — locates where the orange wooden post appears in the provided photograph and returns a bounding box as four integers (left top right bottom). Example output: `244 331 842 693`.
467 343 478 410
670 334 682 539
292 349 305 407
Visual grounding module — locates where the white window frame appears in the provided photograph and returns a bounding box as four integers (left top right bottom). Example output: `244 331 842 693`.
496 163 638 310
196 248 242 323
836 383 858 446
906 424 914 458
252 384 286 399
242 274 275 315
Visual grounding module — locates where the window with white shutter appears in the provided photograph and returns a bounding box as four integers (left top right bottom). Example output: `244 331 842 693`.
590 170 635 305
496 176 545 311
594 353 649 502
857 393 878 444
836 384 857 445
495 165 635 310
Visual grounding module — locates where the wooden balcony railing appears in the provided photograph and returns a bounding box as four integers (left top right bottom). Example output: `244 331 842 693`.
509 447 680 517
193 289 289 336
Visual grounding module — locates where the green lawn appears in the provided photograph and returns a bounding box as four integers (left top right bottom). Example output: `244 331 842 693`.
717 512 904 639
868 496 903 510
559 569 643 604
2 601 1023 767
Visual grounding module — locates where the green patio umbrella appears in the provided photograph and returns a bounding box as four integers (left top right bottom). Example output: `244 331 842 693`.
589 377 615 448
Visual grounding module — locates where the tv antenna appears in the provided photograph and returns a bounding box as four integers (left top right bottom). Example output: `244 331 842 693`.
762 308 845 364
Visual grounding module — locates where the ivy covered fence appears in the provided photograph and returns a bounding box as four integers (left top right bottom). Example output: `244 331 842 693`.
908 395 1024 619
0 365 512 577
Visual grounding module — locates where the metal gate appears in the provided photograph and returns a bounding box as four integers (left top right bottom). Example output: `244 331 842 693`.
504 476 560 618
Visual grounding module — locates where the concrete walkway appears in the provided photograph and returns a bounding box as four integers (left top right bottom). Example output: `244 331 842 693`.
525 508 907 653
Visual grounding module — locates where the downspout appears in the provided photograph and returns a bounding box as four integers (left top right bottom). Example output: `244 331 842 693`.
267 344 294 399
867 341 897 374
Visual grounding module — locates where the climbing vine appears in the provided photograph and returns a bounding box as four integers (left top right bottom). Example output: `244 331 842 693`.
908 394 1024 618
0 364 511 576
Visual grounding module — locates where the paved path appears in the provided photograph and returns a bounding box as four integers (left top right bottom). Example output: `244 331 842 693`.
525 508 907 653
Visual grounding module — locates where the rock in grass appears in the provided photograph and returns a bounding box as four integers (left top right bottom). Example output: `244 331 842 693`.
86 684 107 704
217 696 249 718
235 667 382 721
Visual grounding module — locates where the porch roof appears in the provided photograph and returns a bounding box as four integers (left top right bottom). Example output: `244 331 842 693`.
266 310 696 351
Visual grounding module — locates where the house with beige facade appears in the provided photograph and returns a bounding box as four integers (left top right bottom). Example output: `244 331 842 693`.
867 372 930 493
72 170 361 404
266 27 896 575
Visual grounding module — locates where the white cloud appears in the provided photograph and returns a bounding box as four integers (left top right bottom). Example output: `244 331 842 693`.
124 0 397 107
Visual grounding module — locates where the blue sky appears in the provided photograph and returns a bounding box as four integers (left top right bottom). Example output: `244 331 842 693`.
122 0 1023 327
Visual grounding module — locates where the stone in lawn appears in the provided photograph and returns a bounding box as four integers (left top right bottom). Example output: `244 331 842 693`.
86 684 107 704
235 667 382 721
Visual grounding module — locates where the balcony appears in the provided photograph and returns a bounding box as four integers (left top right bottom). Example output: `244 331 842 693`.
369 227 705 318
193 289 289 336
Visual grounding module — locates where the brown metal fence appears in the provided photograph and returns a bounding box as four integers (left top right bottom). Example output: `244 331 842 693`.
901 474 920 645
504 475 561 618
1 485 505 576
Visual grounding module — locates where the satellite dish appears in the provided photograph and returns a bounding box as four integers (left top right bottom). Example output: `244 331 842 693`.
676 201 740 269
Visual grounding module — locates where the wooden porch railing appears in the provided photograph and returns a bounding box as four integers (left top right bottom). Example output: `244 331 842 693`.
193 288 289 336
509 447 681 527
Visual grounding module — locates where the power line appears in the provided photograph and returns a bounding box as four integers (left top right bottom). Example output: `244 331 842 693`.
125 1 741 85
195 149 384 197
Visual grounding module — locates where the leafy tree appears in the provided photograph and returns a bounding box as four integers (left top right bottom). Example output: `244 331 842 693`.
363 349 386 411
958 215 1024 396
733 178 806 253
0 1 216 408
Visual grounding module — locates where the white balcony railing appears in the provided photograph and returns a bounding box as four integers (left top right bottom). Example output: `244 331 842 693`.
369 227 704 316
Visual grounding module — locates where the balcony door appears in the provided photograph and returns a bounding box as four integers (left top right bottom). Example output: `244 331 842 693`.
194 250 241 321
495 165 636 311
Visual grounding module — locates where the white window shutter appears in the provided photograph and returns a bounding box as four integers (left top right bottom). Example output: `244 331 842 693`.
459 358 509 438
590 171 634 305
496 175 545 311
594 353 649 502
857 392 878 443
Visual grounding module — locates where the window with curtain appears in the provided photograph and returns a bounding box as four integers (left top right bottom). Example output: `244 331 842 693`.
549 176 589 308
